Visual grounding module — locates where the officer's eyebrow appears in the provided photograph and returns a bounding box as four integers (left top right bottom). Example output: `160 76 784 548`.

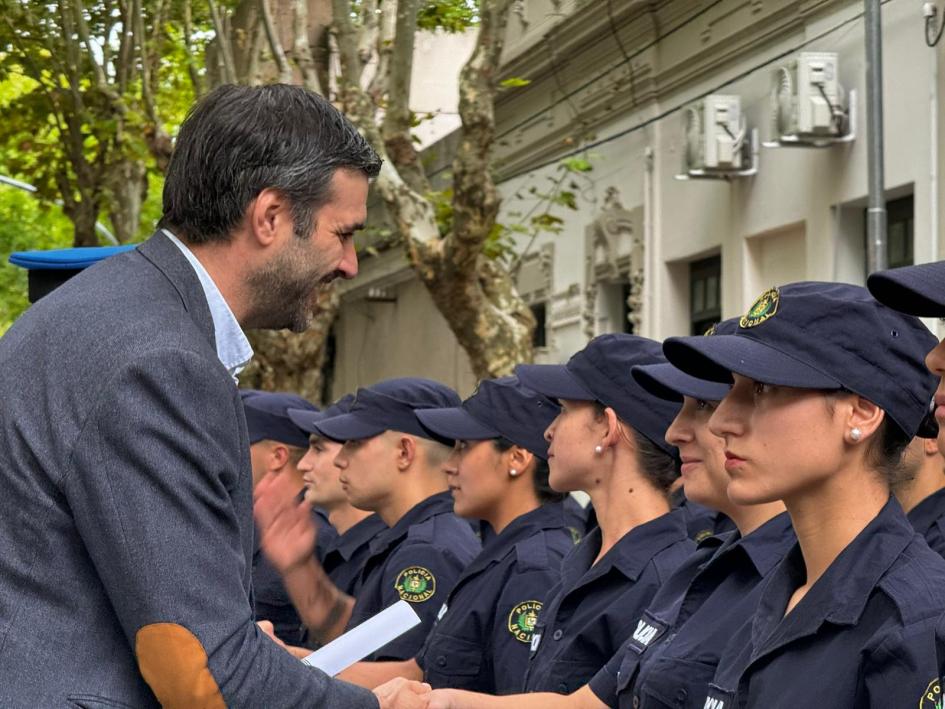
336 221 365 234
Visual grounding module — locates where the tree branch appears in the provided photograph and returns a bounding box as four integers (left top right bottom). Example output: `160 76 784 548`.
73 0 109 90
380 0 429 193
208 0 238 84
289 0 322 94
447 0 514 273
260 0 292 82
365 0 396 100
181 0 203 96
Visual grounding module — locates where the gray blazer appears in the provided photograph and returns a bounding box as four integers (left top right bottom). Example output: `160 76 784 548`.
0 233 377 707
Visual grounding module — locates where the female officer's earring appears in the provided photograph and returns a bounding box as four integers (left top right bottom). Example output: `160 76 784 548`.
509 469 518 477
594 445 603 455
850 427 862 442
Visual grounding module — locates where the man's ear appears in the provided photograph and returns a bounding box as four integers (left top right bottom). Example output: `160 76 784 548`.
270 443 291 472
924 437 941 457
247 188 289 247
396 435 417 471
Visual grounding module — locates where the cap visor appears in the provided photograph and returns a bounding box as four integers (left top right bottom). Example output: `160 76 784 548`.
312 412 387 442
867 262 945 317
631 363 730 402
514 364 596 402
287 407 327 434
415 407 500 442
663 334 841 389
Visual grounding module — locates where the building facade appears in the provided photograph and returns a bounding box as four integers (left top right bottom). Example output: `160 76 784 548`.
329 0 945 397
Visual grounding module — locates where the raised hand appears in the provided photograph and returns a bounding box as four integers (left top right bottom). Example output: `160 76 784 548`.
254 471 317 574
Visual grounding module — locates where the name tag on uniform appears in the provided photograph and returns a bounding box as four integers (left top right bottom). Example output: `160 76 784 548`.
437 603 448 620
627 613 668 654
703 684 735 709
530 633 542 652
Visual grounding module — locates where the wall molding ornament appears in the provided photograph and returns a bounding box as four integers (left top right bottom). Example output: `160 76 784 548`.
582 186 645 338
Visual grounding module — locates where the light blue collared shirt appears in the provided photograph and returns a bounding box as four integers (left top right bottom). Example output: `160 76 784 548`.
163 229 253 379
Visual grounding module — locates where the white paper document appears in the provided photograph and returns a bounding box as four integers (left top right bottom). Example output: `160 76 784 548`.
301 600 422 676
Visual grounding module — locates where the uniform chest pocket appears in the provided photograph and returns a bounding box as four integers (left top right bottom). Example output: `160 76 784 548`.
541 657 605 695
421 633 485 689
637 657 719 708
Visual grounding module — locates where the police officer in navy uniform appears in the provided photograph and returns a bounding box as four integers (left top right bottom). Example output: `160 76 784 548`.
412 377 576 693
662 281 945 709
329 376 577 691
422 325 792 709
254 377 481 661
868 259 945 699
895 434 945 557
287 394 388 600
241 390 328 645
506 334 694 695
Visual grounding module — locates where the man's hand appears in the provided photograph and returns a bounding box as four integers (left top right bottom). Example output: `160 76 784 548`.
254 471 317 574
373 678 432 709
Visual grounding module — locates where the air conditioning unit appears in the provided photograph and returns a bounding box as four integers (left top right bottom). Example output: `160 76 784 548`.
684 94 746 171
771 52 848 140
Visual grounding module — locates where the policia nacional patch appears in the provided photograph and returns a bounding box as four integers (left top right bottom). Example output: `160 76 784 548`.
395 567 436 603
740 287 779 328
920 677 942 708
508 600 542 643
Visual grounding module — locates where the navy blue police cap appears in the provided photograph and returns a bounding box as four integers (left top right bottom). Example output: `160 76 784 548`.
867 260 945 318
312 378 461 443
9 245 137 303
287 393 356 435
514 334 681 456
240 390 317 448
414 376 560 459
632 319 739 402
662 282 938 437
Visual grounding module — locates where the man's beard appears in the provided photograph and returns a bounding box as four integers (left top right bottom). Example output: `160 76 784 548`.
244 240 340 332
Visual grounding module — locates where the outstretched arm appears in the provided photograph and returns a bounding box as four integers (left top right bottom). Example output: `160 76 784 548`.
425 685 606 709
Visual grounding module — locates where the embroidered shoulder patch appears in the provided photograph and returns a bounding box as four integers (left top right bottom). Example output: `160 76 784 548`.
508 600 543 643
394 566 436 603
920 677 942 708
740 287 779 328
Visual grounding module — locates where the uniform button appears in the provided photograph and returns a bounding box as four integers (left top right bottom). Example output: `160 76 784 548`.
632 697 640 709
552 629 563 640
436 655 447 667
675 688 688 705
557 683 568 693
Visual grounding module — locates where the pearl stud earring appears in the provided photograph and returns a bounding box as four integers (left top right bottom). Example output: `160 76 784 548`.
594 445 603 455
850 427 862 442
509 469 518 477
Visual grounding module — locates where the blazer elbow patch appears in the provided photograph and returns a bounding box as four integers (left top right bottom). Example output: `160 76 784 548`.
135 623 226 708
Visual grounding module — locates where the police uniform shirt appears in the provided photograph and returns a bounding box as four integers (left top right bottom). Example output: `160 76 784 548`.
907 487 945 559
589 512 794 709
313 506 340 563
671 489 735 544
702 498 945 709
322 513 388 596
346 491 481 661
522 511 694 694
416 503 576 694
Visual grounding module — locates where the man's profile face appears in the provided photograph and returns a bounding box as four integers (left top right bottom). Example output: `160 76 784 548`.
298 435 346 507
333 432 396 512
248 168 368 331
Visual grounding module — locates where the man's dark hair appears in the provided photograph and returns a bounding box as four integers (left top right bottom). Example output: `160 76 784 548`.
159 84 382 243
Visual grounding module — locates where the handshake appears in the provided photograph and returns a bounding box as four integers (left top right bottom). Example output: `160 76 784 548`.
374 678 457 709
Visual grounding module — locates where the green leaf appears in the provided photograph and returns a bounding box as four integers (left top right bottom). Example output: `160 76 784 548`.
500 77 531 89
560 156 593 173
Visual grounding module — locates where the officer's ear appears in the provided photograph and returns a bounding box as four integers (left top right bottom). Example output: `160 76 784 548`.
395 435 417 471
269 443 291 472
843 395 885 444
600 406 622 452
507 446 534 477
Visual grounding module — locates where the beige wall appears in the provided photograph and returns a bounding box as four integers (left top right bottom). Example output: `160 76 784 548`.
332 0 945 392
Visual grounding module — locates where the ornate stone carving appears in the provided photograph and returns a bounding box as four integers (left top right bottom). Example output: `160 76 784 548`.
582 186 645 337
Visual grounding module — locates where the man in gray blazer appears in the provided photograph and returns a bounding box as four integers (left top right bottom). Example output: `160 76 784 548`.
0 84 427 708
